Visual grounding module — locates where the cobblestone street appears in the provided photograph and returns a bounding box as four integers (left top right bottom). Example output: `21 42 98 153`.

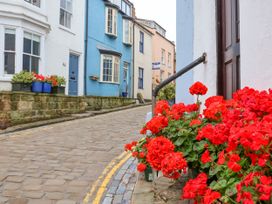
0 106 150 204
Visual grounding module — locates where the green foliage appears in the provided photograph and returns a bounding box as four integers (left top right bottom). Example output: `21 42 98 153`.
56 76 66 87
157 83 175 101
11 71 34 83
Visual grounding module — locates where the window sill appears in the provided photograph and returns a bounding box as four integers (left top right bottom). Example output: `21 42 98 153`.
105 33 117 38
0 76 12 81
123 42 132 46
99 81 120 85
59 26 75 35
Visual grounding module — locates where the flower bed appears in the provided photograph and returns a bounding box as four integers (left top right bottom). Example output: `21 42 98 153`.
125 82 272 204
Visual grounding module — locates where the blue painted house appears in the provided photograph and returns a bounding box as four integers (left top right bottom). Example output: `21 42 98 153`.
85 0 134 97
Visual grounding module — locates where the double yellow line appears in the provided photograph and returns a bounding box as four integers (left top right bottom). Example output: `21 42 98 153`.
83 151 131 204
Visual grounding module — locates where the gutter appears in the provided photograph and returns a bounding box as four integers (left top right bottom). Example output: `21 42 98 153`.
84 0 89 95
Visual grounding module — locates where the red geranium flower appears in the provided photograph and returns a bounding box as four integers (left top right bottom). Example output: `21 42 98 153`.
201 150 212 164
189 81 208 95
137 163 147 172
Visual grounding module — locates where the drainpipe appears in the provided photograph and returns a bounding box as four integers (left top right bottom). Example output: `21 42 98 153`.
131 22 135 98
84 0 89 96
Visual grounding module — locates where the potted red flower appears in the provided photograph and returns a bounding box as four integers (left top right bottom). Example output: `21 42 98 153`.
50 75 66 95
32 73 44 93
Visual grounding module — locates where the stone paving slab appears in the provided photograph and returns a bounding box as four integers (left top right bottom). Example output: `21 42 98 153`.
0 105 151 203
101 157 138 204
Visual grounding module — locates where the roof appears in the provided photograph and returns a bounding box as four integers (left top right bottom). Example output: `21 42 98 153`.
136 18 166 33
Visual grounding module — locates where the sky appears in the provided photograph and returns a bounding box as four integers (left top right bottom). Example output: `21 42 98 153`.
130 0 176 42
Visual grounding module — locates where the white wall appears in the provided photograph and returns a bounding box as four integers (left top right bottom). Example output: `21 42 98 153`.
193 0 217 99
239 0 272 90
45 0 85 95
134 24 153 100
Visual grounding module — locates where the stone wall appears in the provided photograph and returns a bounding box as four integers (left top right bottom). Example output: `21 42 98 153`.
0 92 136 128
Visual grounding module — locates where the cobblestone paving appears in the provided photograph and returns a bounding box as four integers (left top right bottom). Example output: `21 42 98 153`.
101 158 137 204
0 106 150 204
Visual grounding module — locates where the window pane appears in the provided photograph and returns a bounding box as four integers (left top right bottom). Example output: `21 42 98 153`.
23 38 32 54
114 58 119 83
65 12 72 28
60 9 65 26
60 0 66 8
23 54 31 72
107 9 113 33
66 0 72 12
103 57 113 82
4 53 15 74
33 0 40 7
32 56 39 73
5 32 15 51
32 40 40 56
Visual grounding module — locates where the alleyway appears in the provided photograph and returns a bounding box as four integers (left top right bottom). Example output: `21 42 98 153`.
0 106 151 204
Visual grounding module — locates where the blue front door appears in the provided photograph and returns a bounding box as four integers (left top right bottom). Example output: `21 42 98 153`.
68 54 79 96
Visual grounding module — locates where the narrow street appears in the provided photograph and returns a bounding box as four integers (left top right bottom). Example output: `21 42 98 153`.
0 105 151 204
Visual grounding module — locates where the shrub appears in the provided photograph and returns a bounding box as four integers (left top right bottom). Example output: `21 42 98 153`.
11 71 34 83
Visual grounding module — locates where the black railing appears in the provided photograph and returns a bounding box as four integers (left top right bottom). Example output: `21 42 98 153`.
152 53 207 115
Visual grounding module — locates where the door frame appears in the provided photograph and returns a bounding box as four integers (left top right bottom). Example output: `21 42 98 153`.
216 0 240 98
216 0 224 96
68 53 80 96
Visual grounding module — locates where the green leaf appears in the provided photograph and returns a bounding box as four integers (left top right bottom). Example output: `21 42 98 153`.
174 137 186 146
209 165 223 176
193 141 206 152
211 179 227 190
186 152 198 162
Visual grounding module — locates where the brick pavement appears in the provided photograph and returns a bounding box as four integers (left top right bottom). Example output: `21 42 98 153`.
0 105 151 204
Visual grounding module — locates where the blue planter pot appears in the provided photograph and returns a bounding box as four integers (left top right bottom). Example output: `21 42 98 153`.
32 81 43 93
43 82 52 93
122 92 128 97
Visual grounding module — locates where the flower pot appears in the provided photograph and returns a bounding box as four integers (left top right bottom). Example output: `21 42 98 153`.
51 86 65 95
12 83 32 92
144 166 153 182
32 81 43 93
122 92 128 97
42 82 52 93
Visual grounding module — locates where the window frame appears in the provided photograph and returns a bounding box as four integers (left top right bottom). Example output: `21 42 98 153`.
60 0 73 29
168 52 172 67
161 49 165 65
4 28 16 75
105 7 118 37
100 54 120 83
123 19 133 45
24 0 41 8
23 32 41 73
139 31 144 53
138 67 144 89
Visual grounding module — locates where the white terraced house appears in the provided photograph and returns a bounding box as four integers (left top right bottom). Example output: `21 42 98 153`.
0 0 85 95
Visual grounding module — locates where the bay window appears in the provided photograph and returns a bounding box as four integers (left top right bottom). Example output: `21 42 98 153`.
23 32 40 73
4 29 16 75
123 19 133 45
60 0 73 28
24 0 41 7
105 7 118 36
101 54 120 83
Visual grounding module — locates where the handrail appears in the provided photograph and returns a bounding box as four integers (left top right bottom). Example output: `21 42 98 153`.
152 52 207 115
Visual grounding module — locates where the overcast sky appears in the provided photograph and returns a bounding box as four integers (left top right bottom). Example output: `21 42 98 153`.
130 0 176 42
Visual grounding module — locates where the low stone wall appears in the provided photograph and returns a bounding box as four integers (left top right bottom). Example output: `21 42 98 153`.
0 92 135 128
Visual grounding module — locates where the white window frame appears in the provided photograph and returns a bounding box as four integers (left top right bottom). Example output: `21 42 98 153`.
23 32 41 73
123 19 133 45
100 54 120 83
161 49 165 65
168 52 172 67
60 0 73 29
105 7 118 36
24 0 41 7
4 28 16 76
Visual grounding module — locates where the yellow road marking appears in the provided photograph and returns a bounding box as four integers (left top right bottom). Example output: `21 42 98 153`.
83 151 128 204
92 153 132 204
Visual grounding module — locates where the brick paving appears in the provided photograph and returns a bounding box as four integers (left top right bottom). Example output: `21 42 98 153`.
101 158 137 204
0 105 150 204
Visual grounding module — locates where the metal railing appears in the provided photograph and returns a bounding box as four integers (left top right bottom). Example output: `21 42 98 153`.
152 52 207 115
